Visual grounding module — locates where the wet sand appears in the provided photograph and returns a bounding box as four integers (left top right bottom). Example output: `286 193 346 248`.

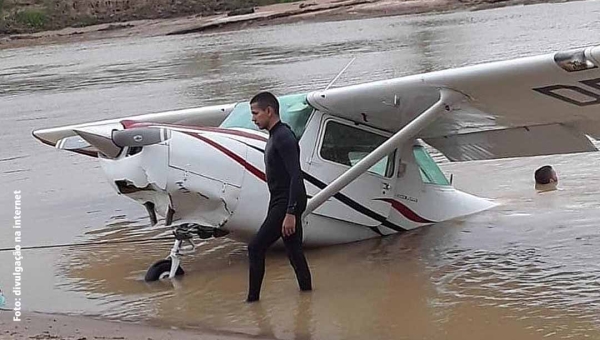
0 0 575 50
0 311 266 340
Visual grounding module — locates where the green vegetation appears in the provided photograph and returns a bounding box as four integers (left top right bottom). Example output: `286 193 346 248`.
0 0 304 35
15 9 47 29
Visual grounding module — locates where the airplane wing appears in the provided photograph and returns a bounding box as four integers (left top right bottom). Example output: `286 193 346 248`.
307 45 600 161
32 104 234 157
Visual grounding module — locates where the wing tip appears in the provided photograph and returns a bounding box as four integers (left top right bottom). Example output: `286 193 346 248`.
31 129 55 147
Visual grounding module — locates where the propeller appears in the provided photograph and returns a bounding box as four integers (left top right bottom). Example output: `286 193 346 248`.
73 125 170 159
73 125 122 158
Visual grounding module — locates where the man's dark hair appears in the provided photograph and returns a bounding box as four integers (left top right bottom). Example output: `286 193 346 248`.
250 92 279 115
534 165 554 184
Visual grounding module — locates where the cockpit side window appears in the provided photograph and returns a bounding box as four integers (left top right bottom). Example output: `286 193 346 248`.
413 145 450 185
319 120 395 178
219 93 314 139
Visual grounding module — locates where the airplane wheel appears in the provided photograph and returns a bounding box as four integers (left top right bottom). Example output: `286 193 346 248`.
144 259 184 282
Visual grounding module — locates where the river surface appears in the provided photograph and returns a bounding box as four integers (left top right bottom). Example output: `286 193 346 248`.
2 1 600 339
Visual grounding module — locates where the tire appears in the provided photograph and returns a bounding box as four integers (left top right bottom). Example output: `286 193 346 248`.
144 259 184 282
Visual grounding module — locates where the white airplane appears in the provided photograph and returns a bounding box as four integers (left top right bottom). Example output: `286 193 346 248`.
33 44 600 281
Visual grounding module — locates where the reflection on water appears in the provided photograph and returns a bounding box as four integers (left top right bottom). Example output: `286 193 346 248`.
2 1 600 339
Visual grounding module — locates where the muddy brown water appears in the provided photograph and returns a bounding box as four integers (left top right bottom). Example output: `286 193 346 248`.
2 1 600 339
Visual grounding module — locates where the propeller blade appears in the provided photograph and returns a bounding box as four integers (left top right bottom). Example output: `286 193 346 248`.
73 126 122 158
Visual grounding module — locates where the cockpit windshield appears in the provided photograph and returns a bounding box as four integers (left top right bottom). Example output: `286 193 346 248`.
219 93 314 139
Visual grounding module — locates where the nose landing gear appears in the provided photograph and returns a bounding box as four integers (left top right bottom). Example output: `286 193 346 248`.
144 224 229 282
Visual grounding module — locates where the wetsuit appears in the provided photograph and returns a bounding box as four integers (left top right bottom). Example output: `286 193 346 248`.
247 121 312 302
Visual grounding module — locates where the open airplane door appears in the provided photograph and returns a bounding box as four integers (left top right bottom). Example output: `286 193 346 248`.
307 114 396 226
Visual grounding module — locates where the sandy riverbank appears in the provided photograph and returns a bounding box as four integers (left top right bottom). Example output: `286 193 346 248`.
0 310 267 340
0 0 573 50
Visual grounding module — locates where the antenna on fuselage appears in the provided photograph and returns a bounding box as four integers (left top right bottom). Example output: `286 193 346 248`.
324 57 356 91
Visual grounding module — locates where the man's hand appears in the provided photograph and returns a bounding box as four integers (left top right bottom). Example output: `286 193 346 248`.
282 214 296 237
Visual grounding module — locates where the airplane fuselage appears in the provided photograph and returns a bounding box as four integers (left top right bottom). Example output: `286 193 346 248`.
99 102 494 247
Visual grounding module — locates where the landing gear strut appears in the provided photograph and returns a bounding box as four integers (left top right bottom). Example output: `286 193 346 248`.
144 223 229 282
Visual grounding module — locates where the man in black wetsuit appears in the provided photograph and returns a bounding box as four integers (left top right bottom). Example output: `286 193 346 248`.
247 91 312 302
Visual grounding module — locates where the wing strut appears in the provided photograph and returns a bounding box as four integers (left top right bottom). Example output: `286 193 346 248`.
304 88 464 217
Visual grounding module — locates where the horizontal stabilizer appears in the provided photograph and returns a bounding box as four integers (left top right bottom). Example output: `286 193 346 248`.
56 135 91 150
55 135 99 157
32 104 235 157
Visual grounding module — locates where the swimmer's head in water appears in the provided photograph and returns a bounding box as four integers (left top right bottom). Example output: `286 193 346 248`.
534 165 558 185
534 165 558 192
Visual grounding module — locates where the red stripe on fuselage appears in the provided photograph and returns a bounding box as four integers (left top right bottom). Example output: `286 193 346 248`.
375 198 433 224
181 131 266 182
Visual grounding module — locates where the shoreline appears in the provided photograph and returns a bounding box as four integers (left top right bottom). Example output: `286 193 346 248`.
0 0 577 50
0 310 265 340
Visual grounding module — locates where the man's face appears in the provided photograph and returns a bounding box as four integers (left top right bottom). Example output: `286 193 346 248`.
251 103 272 130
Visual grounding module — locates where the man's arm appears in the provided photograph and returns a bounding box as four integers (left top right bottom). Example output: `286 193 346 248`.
277 130 303 215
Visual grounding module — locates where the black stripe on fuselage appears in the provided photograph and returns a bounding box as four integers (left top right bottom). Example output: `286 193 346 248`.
242 142 405 233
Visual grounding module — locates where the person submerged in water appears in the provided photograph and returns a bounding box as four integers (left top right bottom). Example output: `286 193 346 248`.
534 165 558 192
